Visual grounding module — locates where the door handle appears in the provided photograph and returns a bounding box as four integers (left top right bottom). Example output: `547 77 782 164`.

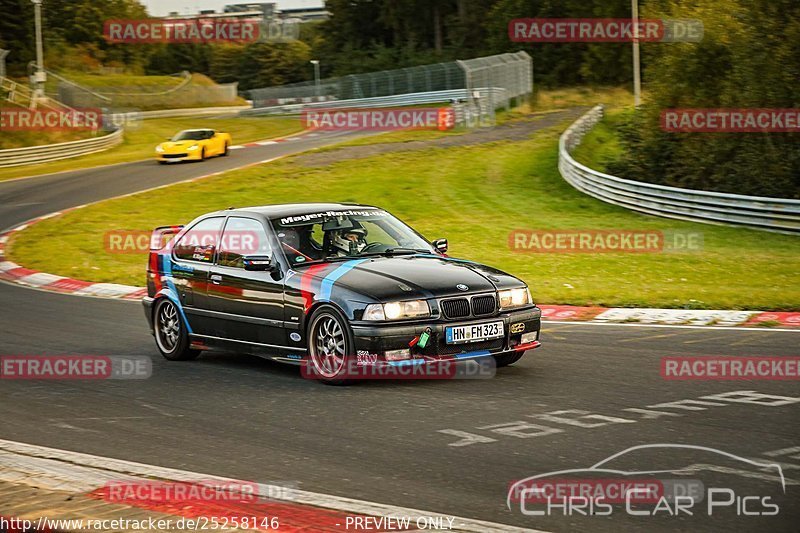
210 274 222 285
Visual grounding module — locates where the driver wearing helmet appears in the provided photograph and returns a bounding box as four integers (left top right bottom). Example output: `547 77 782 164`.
332 226 368 256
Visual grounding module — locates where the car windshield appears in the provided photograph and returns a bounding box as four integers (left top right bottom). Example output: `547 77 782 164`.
171 130 211 141
271 208 434 266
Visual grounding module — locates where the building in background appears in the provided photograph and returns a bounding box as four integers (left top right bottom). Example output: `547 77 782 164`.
224 3 277 19
277 5 329 22
164 2 328 23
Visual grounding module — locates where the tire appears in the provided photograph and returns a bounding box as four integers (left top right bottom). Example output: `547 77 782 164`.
153 298 200 361
222 143 229 156
199 147 206 161
493 350 524 367
307 305 355 385
157 160 166 165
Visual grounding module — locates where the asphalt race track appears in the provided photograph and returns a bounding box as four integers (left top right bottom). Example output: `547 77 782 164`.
1 133 798 532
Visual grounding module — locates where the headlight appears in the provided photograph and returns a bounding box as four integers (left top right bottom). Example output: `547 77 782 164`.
363 300 430 321
187 144 199 151
498 287 531 309
155 145 164 153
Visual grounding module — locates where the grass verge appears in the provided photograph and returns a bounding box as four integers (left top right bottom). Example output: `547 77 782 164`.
0 115 303 182
9 109 799 310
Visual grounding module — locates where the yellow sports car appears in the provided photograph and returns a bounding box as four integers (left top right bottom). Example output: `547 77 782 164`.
155 129 232 163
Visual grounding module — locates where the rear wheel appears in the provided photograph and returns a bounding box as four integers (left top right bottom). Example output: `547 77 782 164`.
222 143 229 156
154 298 199 361
307 306 354 385
493 350 524 367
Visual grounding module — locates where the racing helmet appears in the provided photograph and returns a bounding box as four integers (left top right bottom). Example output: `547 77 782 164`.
332 226 368 255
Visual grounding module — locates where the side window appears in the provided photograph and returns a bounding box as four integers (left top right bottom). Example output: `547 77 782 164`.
173 217 224 263
218 217 272 268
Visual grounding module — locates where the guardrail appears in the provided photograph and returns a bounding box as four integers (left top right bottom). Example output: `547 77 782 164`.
138 105 251 119
0 128 123 168
559 105 800 234
242 88 505 116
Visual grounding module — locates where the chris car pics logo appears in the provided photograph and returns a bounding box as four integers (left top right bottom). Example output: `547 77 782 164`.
508 444 786 518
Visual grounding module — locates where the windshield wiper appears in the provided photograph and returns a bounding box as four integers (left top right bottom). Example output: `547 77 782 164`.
361 247 430 256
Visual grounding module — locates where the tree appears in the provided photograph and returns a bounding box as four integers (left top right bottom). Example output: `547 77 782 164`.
610 0 800 197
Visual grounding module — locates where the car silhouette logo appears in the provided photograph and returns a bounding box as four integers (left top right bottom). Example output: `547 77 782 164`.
456 284 469 291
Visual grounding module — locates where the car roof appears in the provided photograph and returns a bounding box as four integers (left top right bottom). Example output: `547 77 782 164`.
177 128 214 133
205 203 382 220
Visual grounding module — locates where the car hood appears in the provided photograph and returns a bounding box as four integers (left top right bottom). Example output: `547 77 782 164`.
318 255 525 301
160 141 199 150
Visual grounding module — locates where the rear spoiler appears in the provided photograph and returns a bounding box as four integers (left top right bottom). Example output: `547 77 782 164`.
149 225 184 251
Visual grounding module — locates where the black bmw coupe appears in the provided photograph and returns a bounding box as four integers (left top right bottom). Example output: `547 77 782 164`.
144 203 541 384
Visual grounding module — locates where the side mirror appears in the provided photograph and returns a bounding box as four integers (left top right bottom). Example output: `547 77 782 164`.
432 238 448 254
243 254 279 274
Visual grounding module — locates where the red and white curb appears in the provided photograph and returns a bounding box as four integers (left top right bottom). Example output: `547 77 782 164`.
2 213 799 324
4 216 799 328
538 305 800 328
3 213 800 324
0 438 541 533
0 211 146 300
236 130 319 149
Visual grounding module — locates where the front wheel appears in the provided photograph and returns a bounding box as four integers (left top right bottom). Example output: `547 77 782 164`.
199 147 206 161
154 298 199 361
493 350 524 367
307 306 354 385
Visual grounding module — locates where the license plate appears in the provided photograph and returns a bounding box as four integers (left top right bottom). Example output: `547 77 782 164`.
446 321 504 344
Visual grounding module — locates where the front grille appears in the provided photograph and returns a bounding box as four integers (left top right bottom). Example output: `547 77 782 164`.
441 298 470 319
163 153 187 159
471 295 496 316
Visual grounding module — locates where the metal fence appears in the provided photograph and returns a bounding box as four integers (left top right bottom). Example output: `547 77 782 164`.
458 52 533 125
559 105 800 234
53 70 240 111
248 52 533 125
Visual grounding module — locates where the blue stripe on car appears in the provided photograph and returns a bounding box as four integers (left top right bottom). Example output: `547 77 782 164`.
454 350 491 359
387 358 426 367
161 254 193 334
319 259 367 301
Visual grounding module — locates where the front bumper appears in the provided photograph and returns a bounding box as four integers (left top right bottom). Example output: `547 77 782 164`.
156 152 200 162
350 306 542 365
